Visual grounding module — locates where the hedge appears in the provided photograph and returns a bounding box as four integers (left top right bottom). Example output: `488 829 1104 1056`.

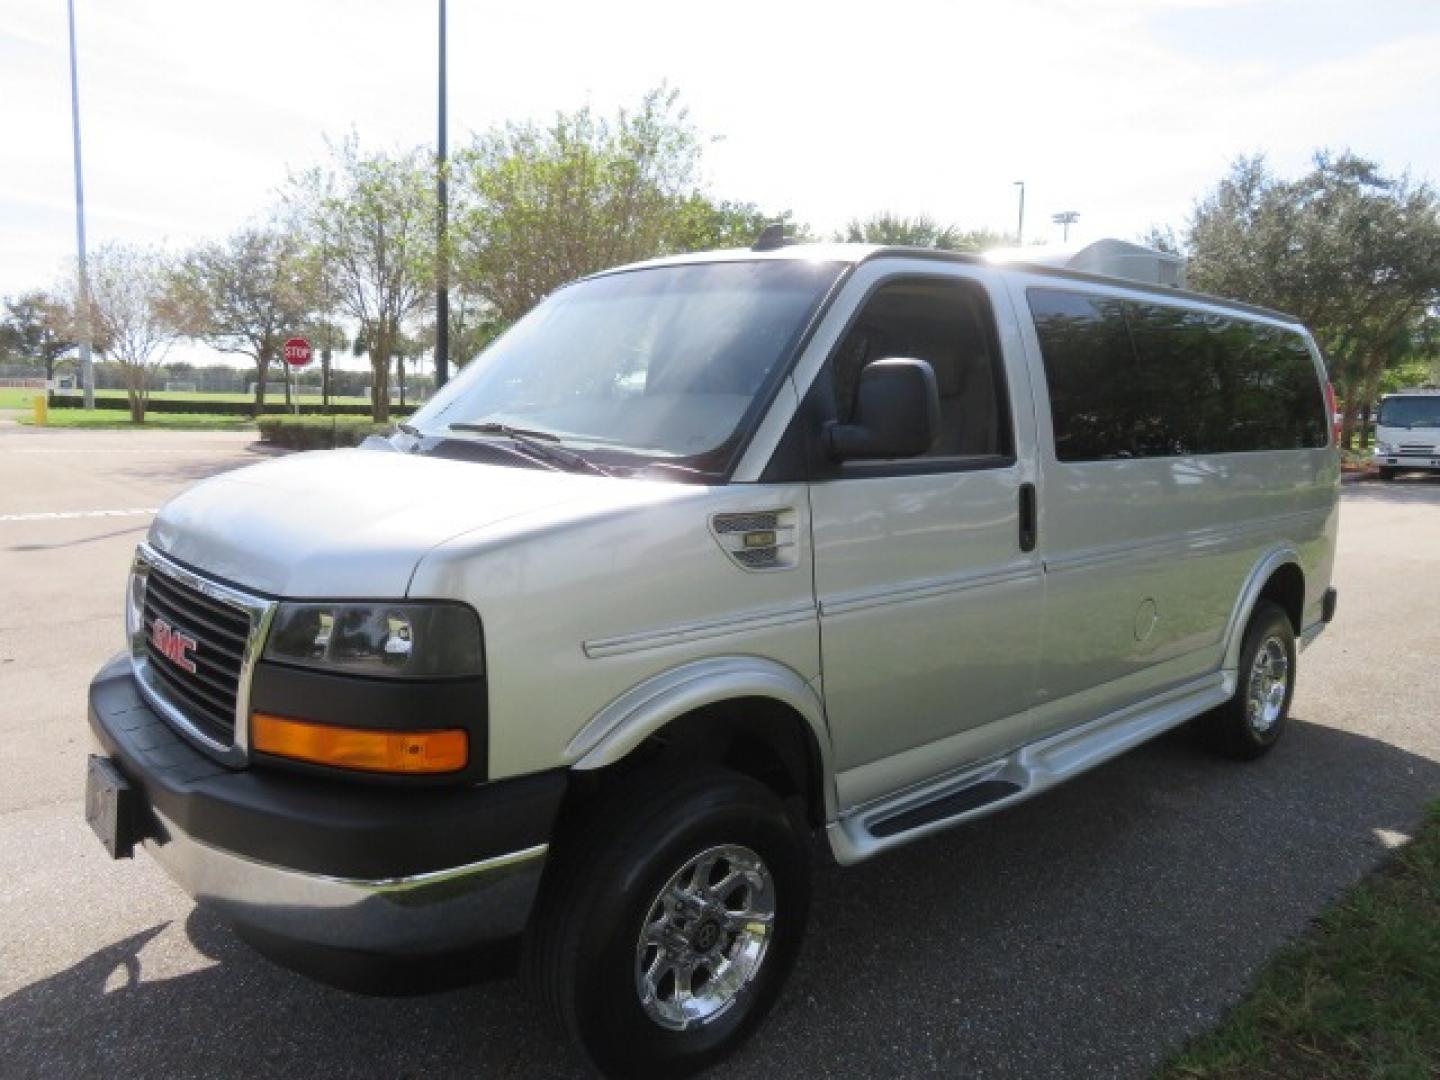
257 415 395 450
48 391 414 418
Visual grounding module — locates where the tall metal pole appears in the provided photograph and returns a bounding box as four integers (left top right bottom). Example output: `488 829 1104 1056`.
66 0 95 408
434 0 450 390
1013 181 1026 248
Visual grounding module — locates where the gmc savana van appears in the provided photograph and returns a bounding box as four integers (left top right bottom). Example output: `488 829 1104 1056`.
86 242 1340 1077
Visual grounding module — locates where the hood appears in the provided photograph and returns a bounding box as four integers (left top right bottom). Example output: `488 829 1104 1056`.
148 448 686 597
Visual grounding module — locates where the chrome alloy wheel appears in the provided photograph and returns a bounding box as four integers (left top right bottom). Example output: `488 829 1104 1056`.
1246 635 1290 735
634 844 776 1031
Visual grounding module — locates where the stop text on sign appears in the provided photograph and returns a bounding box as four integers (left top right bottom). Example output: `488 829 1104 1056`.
283 337 312 367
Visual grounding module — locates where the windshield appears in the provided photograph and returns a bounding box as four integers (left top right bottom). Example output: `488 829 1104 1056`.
412 260 844 471
1377 395 1440 429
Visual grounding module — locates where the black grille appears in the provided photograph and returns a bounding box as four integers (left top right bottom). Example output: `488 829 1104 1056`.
142 568 251 743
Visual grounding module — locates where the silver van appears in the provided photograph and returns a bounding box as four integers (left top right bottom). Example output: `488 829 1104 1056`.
86 241 1340 1077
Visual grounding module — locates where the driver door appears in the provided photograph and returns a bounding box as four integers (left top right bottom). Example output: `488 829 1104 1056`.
806 268 1044 810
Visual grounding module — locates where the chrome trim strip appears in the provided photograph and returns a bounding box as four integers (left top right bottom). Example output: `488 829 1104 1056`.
1044 506 1331 575
130 543 277 767
332 843 550 894
818 562 1039 618
583 602 816 659
144 808 547 953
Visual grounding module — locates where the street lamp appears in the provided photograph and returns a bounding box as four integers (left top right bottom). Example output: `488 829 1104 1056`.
1013 181 1026 246
1052 210 1080 243
434 0 450 390
66 0 95 409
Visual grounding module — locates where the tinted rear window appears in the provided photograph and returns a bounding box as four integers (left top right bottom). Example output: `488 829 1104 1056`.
1028 289 1327 461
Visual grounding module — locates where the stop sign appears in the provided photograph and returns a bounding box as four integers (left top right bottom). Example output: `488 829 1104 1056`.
283 337 312 367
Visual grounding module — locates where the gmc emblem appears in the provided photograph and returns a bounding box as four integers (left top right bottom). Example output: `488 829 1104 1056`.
150 617 198 674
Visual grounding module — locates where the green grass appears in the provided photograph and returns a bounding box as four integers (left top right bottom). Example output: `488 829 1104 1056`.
0 387 42 409
20 408 257 431
1158 800 1440 1079
51 389 373 405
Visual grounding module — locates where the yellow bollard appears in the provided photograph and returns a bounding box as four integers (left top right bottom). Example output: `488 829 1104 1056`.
32 392 48 426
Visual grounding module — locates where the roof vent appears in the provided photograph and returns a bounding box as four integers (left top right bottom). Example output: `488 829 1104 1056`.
986 239 1187 288
752 222 787 252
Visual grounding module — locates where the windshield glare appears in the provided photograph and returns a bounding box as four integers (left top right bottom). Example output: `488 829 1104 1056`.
1378 396 1440 429
412 260 843 467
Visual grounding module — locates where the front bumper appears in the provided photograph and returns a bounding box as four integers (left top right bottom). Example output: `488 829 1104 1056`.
87 653 566 955
1374 452 1440 470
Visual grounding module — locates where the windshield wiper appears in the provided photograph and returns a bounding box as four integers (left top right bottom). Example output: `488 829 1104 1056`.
447 421 612 477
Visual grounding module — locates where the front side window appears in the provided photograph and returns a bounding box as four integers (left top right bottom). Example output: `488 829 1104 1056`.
827 277 1011 462
413 260 844 472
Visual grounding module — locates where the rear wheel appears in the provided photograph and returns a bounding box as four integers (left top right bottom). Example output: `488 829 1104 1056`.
1201 600 1296 760
524 768 811 1078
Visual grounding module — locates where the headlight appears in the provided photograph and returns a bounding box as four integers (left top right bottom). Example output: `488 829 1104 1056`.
264 602 483 679
1374 442 1396 455
125 563 148 645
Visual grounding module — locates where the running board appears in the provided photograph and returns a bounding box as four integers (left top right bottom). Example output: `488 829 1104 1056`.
826 671 1235 865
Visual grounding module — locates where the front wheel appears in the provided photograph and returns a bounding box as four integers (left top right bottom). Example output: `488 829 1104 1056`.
1200 600 1297 760
524 768 811 1078
1377 466 1398 481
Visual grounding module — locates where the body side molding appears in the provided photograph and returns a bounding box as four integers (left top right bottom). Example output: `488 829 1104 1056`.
565 656 837 820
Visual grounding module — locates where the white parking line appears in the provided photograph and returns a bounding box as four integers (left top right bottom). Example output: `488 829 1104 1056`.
0 508 158 523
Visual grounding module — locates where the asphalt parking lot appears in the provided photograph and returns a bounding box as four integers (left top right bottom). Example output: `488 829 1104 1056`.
2 424 1438 1079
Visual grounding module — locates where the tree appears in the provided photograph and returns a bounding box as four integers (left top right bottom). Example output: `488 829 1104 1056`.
351 327 426 409
1179 152 1440 447
420 287 506 371
0 290 77 378
84 244 180 422
452 87 798 325
838 213 1010 252
670 198 809 251
292 137 435 421
453 87 702 323
169 220 312 415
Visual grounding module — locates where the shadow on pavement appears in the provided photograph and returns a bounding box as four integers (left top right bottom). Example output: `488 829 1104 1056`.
8 523 150 553
1343 473 1440 506
4 721 1437 1079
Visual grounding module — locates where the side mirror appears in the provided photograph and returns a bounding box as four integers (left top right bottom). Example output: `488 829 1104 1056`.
826 358 940 460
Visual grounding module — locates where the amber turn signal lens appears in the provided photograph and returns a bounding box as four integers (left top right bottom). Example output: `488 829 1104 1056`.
251 713 468 774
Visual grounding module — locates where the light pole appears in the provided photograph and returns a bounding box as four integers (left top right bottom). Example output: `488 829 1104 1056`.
1052 210 1080 243
1013 181 1026 247
66 0 95 408
434 0 450 391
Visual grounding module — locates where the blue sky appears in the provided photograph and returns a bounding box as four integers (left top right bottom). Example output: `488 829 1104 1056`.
3 0 1438 367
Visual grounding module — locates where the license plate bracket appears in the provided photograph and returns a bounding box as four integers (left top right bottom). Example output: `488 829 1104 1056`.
86 755 141 859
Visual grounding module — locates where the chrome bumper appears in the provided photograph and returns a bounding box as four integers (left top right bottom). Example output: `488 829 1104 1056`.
144 808 547 955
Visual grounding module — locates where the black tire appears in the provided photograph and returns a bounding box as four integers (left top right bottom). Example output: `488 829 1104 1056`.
1378 466 1398 481
523 767 811 1078
1200 600 1297 760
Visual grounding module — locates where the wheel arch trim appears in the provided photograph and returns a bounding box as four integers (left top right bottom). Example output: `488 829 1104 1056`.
565 656 836 821
1221 546 1304 672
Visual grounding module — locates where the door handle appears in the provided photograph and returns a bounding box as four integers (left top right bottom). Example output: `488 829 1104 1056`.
1018 482 1037 553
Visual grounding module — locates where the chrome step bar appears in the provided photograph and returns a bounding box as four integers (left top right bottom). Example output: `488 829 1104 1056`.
827 671 1236 865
